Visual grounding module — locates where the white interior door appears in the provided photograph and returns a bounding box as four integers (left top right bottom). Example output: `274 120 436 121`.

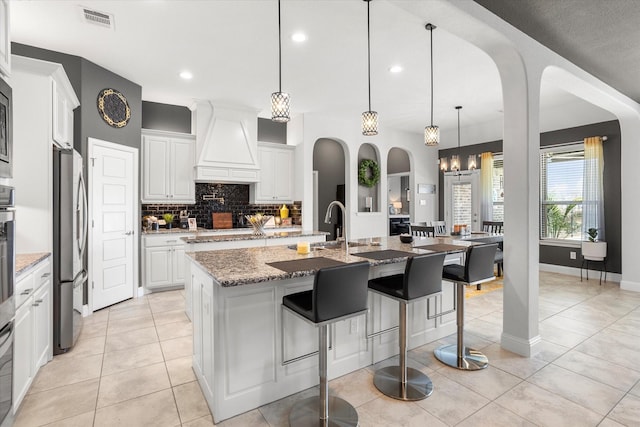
444 170 480 231
88 138 138 311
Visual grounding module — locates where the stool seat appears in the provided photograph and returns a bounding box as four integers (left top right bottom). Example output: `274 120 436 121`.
367 252 445 401
283 261 370 427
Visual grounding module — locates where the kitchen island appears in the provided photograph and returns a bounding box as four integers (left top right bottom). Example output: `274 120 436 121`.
187 235 478 423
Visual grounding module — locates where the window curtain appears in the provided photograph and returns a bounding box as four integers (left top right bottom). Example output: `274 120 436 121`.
480 152 493 222
582 136 604 240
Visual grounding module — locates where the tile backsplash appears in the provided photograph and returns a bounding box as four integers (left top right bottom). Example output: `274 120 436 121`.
141 183 302 229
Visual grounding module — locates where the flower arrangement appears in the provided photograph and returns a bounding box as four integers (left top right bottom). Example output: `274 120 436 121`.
163 213 175 229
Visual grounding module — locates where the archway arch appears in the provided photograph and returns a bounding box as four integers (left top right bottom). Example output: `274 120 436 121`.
313 138 347 240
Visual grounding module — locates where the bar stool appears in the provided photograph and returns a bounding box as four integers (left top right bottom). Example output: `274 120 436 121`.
367 252 446 400
434 243 497 371
283 261 370 427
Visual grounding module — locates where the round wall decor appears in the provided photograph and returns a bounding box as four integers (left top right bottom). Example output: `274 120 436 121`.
97 88 131 128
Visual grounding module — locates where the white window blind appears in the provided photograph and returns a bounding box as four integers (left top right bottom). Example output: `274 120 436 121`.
492 156 504 221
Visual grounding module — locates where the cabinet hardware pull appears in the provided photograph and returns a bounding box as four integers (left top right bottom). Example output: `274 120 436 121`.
35 299 44 303
21 289 33 295
32 303 40 307
41 272 51 278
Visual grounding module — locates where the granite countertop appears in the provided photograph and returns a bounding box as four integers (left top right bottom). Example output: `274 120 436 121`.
187 235 475 287
16 252 50 276
182 230 329 243
142 226 304 235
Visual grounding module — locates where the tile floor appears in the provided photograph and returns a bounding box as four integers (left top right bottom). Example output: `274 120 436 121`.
13 271 640 426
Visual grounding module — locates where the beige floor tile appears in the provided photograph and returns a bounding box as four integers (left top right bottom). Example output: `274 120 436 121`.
464 318 503 343
94 388 180 427
173 381 211 423
166 355 196 386
150 296 186 314
414 371 490 425
329 369 379 408
630 380 640 397
79 321 107 339
357 395 447 426
575 328 640 371
161 335 193 361
597 418 627 427
495 382 602 426
102 342 164 376
104 326 159 352
539 322 591 348
83 309 109 326
608 315 640 337
156 319 192 341
107 314 155 335
608 394 640 426
535 339 570 363
108 304 152 321
14 379 99 427
258 387 317 427
437 363 521 400
541 313 607 337
108 296 149 311
55 335 106 360
97 362 171 408
457 402 536 427
479 343 549 379
41 411 95 427
29 353 103 394
553 349 640 392
527 364 625 415
153 308 189 326
182 415 215 427
217 409 269 426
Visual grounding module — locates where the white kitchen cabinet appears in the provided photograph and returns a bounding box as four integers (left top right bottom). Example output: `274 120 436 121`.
13 256 52 413
142 129 195 203
51 79 74 149
142 233 190 291
191 262 214 403
0 0 10 77
251 143 294 203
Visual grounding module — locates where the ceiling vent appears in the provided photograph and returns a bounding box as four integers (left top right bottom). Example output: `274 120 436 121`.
80 7 114 30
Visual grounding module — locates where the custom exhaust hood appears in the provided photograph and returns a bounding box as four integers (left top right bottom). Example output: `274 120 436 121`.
191 101 260 183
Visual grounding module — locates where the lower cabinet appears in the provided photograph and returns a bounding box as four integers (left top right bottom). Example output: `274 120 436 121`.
142 234 189 292
13 256 52 413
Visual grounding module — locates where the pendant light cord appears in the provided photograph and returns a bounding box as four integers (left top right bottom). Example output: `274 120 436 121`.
367 0 372 111
429 26 434 126
278 0 282 92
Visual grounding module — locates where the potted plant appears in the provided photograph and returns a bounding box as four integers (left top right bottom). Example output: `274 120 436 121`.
582 228 606 261
587 227 598 242
163 213 175 229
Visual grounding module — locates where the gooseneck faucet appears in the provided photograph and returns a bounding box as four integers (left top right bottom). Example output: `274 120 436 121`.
324 200 348 253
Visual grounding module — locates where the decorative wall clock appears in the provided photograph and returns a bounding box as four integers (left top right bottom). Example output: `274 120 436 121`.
97 88 131 128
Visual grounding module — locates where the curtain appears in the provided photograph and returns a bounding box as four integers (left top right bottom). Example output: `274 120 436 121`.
480 152 493 222
582 136 605 240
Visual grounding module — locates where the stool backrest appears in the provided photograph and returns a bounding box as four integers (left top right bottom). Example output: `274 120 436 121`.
465 243 498 283
482 221 503 234
410 225 435 237
313 261 370 322
430 221 447 235
403 253 446 299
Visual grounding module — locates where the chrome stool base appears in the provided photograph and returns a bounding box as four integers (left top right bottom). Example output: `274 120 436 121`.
434 344 488 371
289 396 358 427
373 365 433 401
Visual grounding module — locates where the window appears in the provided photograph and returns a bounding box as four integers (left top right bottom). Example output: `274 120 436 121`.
492 156 504 221
540 145 584 240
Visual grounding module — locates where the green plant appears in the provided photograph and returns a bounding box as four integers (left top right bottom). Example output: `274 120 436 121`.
358 159 380 187
587 227 598 242
545 203 579 238
163 213 175 224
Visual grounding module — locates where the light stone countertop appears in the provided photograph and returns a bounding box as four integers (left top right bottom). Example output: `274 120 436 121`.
16 252 50 277
182 230 328 244
142 226 304 235
187 235 477 287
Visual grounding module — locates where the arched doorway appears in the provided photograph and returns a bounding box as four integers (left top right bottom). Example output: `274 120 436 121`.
313 138 346 240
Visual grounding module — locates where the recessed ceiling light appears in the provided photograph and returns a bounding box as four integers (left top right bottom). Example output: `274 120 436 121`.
291 32 307 43
179 71 193 80
389 65 403 73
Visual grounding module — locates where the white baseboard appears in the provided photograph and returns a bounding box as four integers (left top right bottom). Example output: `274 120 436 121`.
538 263 621 283
137 286 146 297
620 280 640 292
501 332 543 357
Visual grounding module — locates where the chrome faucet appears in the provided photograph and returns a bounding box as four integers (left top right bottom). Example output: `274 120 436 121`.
324 200 348 253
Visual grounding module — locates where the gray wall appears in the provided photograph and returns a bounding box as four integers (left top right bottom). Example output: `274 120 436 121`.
358 143 378 212
313 139 345 238
387 147 410 174
438 120 621 273
257 118 286 144
142 101 191 133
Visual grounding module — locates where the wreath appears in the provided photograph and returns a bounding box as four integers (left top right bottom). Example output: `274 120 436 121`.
358 159 380 187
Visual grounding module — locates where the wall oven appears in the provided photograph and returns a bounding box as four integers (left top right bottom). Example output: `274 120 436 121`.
0 76 12 179
0 185 14 427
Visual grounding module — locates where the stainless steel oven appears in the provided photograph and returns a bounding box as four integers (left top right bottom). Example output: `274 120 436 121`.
0 185 14 427
0 77 12 179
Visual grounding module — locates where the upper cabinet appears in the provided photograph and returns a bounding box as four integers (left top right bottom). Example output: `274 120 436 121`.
142 129 195 203
52 79 75 149
0 0 10 77
251 143 294 203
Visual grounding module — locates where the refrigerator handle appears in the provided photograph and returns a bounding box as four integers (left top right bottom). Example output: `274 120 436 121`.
78 170 89 258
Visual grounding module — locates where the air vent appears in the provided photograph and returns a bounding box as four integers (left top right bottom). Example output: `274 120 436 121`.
80 7 114 30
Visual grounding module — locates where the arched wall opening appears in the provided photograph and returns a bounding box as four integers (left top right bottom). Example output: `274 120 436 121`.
313 138 347 241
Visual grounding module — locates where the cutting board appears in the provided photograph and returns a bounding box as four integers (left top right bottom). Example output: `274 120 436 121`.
212 212 233 229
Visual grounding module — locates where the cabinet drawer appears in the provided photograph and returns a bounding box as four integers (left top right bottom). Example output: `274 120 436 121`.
143 235 189 247
33 259 51 289
15 274 35 309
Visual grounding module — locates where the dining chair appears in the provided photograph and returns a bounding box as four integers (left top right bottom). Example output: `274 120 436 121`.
482 221 503 234
410 225 435 237
481 221 504 283
430 221 447 235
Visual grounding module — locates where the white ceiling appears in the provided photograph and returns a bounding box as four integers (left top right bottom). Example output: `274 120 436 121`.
10 0 615 147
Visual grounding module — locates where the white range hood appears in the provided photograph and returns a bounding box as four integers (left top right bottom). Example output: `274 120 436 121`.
191 101 260 183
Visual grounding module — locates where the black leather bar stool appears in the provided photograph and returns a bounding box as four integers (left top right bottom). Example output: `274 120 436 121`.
283 261 370 427
367 252 446 400
434 243 497 370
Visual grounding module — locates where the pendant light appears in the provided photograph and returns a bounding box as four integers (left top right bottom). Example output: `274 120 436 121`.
450 106 462 172
361 0 378 136
271 0 290 122
424 23 439 146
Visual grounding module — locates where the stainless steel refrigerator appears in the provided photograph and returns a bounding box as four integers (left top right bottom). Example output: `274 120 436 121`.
53 148 87 354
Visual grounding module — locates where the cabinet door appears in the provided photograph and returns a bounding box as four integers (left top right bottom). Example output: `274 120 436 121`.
191 268 203 374
256 147 276 201
33 280 52 369
0 0 10 77
144 246 173 289
52 79 72 149
169 139 195 202
273 148 294 200
142 136 170 202
172 246 186 284
200 280 214 399
13 301 33 412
